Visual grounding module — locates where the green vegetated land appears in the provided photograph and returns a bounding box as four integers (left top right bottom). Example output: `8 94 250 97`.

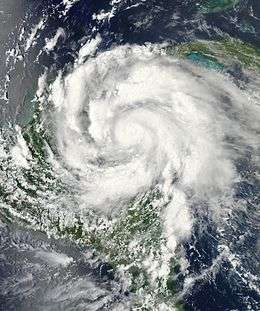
168 37 260 71
200 0 240 14
4 34 260 310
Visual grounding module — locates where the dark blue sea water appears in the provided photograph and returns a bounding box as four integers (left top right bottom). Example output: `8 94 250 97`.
0 1 259 310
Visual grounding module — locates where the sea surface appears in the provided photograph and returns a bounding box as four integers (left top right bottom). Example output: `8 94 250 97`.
0 1 259 310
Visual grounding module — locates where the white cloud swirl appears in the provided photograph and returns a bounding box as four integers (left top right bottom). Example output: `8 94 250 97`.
49 42 259 252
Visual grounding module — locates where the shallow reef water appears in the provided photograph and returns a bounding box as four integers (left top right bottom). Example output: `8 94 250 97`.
0 1 259 310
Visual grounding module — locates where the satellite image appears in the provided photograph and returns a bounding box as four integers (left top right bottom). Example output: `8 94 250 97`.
0 1 259 310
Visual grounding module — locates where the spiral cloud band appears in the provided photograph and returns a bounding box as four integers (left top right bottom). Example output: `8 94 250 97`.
49 43 259 252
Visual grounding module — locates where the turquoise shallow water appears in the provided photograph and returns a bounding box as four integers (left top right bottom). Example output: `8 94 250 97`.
0 1 259 310
186 52 224 70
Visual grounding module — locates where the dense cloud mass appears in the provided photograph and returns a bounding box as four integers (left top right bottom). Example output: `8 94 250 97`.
1 1 260 309
49 41 259 252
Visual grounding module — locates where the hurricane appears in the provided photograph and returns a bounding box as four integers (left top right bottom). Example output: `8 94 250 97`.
0 1 259 310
